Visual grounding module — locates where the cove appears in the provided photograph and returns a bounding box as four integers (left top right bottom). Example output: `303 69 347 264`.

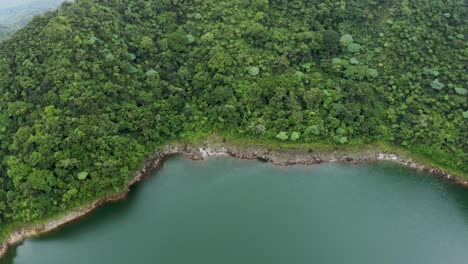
2 156 468 264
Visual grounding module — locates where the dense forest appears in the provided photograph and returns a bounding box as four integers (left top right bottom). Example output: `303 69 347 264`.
0 0 466 228
0 0 65 39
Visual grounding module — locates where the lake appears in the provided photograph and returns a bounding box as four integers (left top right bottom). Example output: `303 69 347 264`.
2 157 468 264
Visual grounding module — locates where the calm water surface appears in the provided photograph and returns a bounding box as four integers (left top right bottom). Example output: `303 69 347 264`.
2 157 468 264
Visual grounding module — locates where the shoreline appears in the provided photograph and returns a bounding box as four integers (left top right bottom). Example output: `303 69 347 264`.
0 142 466 259
0 147 178 260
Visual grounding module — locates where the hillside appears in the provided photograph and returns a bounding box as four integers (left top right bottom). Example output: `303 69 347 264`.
0 0 466 227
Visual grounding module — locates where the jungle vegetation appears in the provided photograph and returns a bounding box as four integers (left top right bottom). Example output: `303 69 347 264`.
0 0 466 231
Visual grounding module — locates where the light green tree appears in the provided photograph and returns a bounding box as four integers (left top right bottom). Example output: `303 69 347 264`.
340 34 354 47
276 132 289 141
431 79 445 90
291 131 300 141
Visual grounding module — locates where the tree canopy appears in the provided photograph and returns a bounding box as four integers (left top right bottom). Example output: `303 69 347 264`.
0 0 466 228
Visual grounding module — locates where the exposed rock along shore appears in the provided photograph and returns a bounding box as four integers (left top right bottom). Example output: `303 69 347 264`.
0 144 466 258
193 145 465 186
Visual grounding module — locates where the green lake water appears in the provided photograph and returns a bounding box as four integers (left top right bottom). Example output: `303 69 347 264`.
2 157 468 264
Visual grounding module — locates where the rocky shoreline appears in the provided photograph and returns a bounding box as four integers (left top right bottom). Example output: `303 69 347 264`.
191 144 467 187
0 143 466 259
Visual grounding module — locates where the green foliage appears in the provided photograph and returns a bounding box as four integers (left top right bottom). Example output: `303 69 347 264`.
323 29 341 54
186 34 195 44
77 172 88 181
340 34 354 47
350 58 359 65
347 43 362 53
248 120 266 135
454 87 467 95
290 132 300 141
0 0 466 231
248 67 260 76
295 71 304 80
145 69 159 77
463 111 468 119
140 36 155 50
306 125 320 136
424 68 440 77
366 68 379 78
431 79 445 90
88 36 98 44
300 62 313 70
336 128 346 135
339 137 348 144
167 27 188 52
332 58 343 65
276 132 289 141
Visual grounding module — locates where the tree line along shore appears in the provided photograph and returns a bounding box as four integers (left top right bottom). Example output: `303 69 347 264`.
0 0 466 249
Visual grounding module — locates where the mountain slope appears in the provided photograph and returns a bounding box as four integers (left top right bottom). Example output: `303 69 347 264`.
0 0 466 226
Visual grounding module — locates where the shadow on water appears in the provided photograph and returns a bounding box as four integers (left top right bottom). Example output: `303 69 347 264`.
443 182 468 222
41 180 147 240
374 161 468 224
0 247 17 264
